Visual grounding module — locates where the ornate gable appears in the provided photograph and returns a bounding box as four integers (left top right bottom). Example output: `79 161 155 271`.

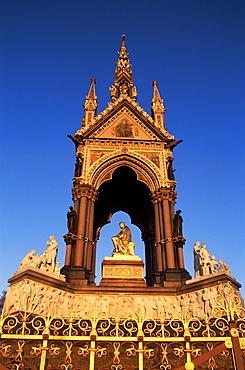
79 103 170 141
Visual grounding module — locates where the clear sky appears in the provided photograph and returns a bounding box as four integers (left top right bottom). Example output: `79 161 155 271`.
1 0 244 295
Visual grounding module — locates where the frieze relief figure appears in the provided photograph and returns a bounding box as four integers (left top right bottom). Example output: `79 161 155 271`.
3 280 243 319
111 222 136 256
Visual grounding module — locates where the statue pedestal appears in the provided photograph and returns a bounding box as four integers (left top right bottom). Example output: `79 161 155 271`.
100 254 146 287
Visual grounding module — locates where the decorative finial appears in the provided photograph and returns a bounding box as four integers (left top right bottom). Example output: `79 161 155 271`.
109 35 137 102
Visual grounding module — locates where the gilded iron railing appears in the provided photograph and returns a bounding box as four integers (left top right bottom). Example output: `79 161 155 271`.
0 282 244 370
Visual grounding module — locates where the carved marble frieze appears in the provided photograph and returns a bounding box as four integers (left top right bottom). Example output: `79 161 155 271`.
3 279 244 320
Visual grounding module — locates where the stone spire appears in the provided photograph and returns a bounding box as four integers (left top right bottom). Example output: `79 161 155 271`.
151 80 167 129
82 77 98 128
109 35 137 102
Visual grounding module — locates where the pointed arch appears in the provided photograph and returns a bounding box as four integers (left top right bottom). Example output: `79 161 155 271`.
89 152 162 192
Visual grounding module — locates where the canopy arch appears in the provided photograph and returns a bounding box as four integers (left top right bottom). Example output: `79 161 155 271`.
94 165 154 232
89 153 162 193
93 165 156 285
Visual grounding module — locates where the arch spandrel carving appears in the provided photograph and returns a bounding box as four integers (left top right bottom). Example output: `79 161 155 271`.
86 152 165 192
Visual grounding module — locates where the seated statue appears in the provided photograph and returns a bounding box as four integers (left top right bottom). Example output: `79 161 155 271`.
218 259 231 274
111 222 135 256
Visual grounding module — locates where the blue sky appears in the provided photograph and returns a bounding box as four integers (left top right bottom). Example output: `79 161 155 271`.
1 0 244 295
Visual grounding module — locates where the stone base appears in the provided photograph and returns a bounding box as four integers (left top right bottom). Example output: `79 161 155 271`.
153 268 192 287
14 266 66 282
100 255 146 287
61 266 96 286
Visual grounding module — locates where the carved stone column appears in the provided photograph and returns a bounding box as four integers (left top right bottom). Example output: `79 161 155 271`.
85 198 95 271
176 242 185 269
91 240 97 277
153 201 163 272
63 235 75 267
162 198 176 269
142 230 155 286
74 195 88 267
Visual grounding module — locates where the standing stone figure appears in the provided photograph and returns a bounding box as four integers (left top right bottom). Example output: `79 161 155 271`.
111 222 135 256
67 206 77 234
41 236 58 273
74 154 83 177
193 242 202 277
167 159 175 180
199 243 211 275
173 210 183 237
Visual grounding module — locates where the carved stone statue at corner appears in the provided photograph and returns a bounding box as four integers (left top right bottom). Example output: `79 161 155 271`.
74 154 83 177
111 222 135 256
67 206 77 234
40 236 58 273
173 210 183 237
20 249 43 269
167 159 175 181
199 243 211 275
218 259 231 274
193 241 231 278
193 242 201 277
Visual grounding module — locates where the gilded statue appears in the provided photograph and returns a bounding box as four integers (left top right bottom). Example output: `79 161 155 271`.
111 222 135 256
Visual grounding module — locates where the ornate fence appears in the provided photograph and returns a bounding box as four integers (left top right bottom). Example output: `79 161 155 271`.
0 283 244 370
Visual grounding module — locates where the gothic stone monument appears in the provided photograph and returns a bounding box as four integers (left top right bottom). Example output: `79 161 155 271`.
1 35 244 370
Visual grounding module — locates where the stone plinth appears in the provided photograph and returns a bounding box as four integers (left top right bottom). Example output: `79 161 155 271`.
100 254 146 287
